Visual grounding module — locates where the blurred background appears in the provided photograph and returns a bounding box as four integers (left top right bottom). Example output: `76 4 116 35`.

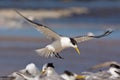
0 0 120 75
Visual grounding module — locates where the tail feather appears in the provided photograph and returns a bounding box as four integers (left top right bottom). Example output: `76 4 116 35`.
35 48 53 58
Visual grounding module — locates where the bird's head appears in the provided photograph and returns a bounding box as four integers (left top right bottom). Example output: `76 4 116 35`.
64 70 74 76
110 64 120 69
61 70 76 80
70 38 80 55
61 70 85 80
109 64 120 78
40 63 55 76
25 63 39 76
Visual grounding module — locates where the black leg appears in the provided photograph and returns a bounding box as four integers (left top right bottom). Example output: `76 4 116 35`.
56 53 64 59
53 52 59 58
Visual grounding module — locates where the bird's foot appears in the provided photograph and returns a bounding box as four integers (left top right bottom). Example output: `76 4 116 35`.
53 52 64 59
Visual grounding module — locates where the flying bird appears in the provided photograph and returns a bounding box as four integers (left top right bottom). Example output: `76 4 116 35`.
15 10 113 59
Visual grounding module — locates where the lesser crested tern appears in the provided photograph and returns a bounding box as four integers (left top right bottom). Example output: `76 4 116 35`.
88 61 120 79
0 63 40 80
40 63 65 80
40 63 62 78
17 63 64 80
15 10 113 59
24 63 40 77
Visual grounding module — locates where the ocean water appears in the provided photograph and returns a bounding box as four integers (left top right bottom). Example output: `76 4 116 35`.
0 0 120 76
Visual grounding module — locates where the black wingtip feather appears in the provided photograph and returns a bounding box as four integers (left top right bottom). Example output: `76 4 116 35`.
92 28 113 38
15 10 43 27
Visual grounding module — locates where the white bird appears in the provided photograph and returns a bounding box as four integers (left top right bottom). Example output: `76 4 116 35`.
16 63 64 80
24 63 40 77
40 63 64 80
61 70 85 80
88 61 120 79
0 63 40 80
15 10 113 59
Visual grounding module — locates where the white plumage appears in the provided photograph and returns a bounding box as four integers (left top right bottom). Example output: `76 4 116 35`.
88 61 120 79
16 63 65 80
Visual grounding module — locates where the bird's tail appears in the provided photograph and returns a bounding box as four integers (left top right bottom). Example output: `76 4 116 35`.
35 48 53 58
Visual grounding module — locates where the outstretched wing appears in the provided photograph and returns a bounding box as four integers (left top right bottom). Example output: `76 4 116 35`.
74 28 113 43
15 10 61 41
88 61 119 71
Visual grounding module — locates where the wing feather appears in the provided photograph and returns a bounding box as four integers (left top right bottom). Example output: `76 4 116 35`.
15 10 60 40
74 28 113 43
89 61 119 71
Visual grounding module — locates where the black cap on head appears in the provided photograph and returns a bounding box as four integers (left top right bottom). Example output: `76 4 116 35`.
47 63 54 68
70 38 77 45
64 70 74 76
110 64 120 69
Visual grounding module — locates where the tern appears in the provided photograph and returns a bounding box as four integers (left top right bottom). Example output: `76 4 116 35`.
16 63 64 80
40 63 65 80
0 63 40 80
89 61 119 71
88 61 120 79
15 10 113 59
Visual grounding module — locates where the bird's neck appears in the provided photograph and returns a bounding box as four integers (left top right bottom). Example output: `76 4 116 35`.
46 68 58 76
60 37 72 48
109 67 120 78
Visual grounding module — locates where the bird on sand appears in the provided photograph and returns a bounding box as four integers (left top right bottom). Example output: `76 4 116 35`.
15 10 113 59
16 63 65 80
0 63 40 80
88 61 120 79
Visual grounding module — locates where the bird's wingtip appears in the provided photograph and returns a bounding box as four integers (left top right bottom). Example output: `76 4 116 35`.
104 28 113 36
106 28 113 33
